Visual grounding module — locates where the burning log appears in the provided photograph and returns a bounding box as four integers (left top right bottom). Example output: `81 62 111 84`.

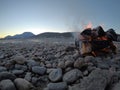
75 26 117 57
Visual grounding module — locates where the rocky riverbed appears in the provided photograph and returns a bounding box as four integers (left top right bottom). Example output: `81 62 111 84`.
0 38 120 90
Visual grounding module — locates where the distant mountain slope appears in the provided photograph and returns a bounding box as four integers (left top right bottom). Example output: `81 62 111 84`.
33 32 73 38
4 32 35 39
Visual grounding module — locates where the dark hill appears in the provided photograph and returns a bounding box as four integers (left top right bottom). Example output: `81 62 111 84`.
33 32 73 38
4 32 35 39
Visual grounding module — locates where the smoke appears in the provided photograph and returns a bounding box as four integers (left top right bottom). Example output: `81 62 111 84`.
67 21 93 39
68 23 81 39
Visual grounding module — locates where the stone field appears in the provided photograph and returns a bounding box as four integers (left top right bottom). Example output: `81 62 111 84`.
0 38 120 90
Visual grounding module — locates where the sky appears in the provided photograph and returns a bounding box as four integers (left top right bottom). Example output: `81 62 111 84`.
0 0 120 38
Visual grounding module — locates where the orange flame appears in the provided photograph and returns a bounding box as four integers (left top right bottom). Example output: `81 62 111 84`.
84 22 92 29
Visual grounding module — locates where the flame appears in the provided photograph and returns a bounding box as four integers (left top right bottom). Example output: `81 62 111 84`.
84 22 92 29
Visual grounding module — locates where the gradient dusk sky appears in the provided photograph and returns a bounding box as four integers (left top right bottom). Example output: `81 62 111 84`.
0 0 120 38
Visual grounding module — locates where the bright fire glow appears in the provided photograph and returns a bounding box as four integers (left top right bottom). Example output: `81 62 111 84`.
84 22 92 29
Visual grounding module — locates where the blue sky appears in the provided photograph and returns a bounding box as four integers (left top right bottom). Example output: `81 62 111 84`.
0 0 120 37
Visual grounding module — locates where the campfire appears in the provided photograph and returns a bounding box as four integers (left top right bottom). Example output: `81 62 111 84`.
75 26 117 57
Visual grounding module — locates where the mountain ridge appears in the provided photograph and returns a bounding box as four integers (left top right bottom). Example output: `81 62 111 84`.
3 32 74 39
4 32 35 39
33 32 73 38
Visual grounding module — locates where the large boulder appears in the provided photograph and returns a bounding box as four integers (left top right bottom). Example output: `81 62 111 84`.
24 72 32 82
63 69 83 84
97 62 110 69
84 56 95 63
31 77 38 85
65 60 74 67
111 81 120 90
47 82 68 90
0 66 7 72
46 63 52 68
13 55 27 65
0 79 16 90
0 71 16 81
49 68 62 82
69 69 112 90
4 60 15 70
47 69 57 74
32 66 46 75
12 70 24 75
15 64 27 71
26 60 39 69
74 58 85 69
58 61 65 69
14 78 35 90
116 71 120 79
